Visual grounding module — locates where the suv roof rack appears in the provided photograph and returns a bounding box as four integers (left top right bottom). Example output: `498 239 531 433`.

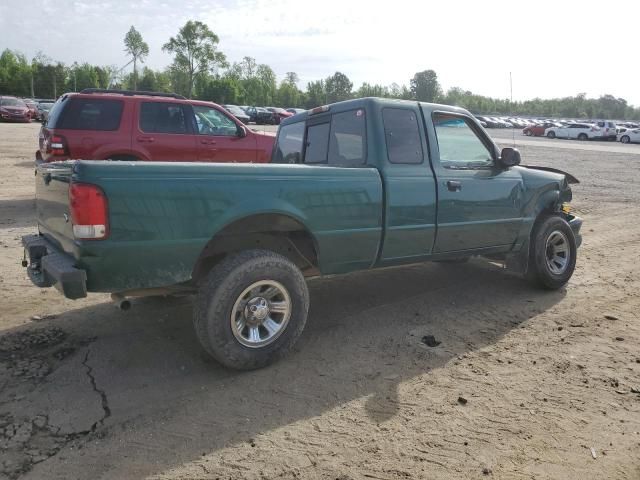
79 88 186 100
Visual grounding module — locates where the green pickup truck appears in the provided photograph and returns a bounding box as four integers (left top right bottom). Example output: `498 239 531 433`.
23 98 582 369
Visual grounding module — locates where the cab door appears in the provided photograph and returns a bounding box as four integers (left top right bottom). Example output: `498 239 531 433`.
135 101 199 161
428 111 524 253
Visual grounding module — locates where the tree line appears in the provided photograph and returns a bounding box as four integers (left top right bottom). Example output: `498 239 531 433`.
1 21 639 120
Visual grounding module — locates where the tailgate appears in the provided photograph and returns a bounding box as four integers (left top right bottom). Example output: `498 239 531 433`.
35 162 75 251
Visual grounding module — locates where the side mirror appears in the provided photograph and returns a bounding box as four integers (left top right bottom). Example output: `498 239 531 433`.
499 147 521 168
237 126 247 138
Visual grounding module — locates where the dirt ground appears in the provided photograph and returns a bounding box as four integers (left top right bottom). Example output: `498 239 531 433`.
0 122 639 480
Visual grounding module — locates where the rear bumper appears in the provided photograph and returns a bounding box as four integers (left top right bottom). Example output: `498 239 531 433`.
22 234 87 299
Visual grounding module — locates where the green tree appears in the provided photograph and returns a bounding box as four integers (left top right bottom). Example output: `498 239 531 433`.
123 26 149 90
410 69 441 102
163 20 227 98
0 50 31 97
305 80 326 109
325 71 352 103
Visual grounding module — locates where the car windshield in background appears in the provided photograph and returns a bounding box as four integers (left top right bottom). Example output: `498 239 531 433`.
39 103 54 111
1 97 26 107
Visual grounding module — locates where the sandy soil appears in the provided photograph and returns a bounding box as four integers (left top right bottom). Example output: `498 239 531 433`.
0 122 638 479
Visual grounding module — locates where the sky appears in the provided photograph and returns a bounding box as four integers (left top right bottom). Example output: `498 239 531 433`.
2 0 639 105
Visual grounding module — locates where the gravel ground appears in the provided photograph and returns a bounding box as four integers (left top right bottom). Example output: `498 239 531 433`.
0 122 638 479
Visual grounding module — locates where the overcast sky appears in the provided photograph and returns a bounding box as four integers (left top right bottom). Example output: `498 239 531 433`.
2 0 639 105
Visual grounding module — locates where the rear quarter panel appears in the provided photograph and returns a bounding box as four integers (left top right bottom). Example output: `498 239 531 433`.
72 162 383 292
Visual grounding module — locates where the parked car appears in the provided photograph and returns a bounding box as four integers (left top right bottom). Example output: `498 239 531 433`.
545 123 601 140
244 106 276 125
594 121 618 141
618 128 640 144
0 96 31 122
23 99 38 120
22 97 582 370
475 116 499 128
286 108 306 115
266 107 293 124
222 104 250 124
523 122 562 137
35 89 275 164
36 101 55 122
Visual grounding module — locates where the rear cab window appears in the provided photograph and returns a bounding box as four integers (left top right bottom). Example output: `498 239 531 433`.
382 108 423 164
53 97 124 130
273 109 367 166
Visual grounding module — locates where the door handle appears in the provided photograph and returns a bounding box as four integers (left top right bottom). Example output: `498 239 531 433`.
137 136 155 143
200 139 217 145
447 180 462 192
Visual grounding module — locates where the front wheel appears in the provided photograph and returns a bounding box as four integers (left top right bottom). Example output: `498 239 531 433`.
194 249 309 370
578 133 588 140
547 131 556 138
526 215 577 290
621 135 630 144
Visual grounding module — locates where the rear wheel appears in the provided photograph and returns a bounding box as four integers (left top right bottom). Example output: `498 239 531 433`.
524 130 532 136
577 133 588 140
194 249 309 370
526 215 577 290
621 135 630 144
547 131 556 138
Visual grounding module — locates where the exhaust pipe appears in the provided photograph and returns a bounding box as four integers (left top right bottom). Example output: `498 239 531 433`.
110 293 131 311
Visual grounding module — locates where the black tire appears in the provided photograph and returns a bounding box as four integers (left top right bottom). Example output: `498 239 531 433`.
621 135 630 144
526 215 577 290
194 249 309 370
577 133 588 141
547 131 556 138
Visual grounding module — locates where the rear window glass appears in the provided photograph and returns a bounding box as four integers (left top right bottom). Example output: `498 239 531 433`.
140 102 189 134
302 109 366 166
304 123 330 164
328 109 366 166
56 98 123 131
382 108 423 164
273 121 304 163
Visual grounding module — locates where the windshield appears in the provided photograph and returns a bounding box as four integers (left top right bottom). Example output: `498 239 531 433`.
1 97 26 107
39 103 54 111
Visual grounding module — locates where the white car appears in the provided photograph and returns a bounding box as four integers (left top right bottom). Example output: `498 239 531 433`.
544 123 602 140
618 128 640 144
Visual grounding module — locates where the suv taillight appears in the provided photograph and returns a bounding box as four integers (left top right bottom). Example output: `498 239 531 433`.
46 134 69 156
69 183 109 240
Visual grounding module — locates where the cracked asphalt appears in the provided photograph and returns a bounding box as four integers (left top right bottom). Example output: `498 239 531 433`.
0 123 639 479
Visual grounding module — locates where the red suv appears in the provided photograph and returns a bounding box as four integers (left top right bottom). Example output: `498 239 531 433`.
36 89 275 164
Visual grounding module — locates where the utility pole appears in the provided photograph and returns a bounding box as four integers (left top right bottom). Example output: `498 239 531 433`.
53 75 57 99
30 72 34 98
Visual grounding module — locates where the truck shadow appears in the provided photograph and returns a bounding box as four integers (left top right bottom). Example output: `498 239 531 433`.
2 259 565 478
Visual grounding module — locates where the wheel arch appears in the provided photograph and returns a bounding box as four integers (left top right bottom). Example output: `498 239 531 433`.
192 212 321 283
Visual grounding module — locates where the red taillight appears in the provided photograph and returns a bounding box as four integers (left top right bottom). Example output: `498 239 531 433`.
46 134 69 156
69 183 109 240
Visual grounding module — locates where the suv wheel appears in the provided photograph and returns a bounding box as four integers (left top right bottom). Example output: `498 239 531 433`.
577 133 588 140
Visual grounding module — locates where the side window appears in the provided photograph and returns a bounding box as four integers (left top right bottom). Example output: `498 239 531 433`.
382 108 423 164
273 121 304 163
328 109 366 166
57 98 123 131
432 113 493 168
140 102 189 134
304 122 330 164
193 106 238 136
